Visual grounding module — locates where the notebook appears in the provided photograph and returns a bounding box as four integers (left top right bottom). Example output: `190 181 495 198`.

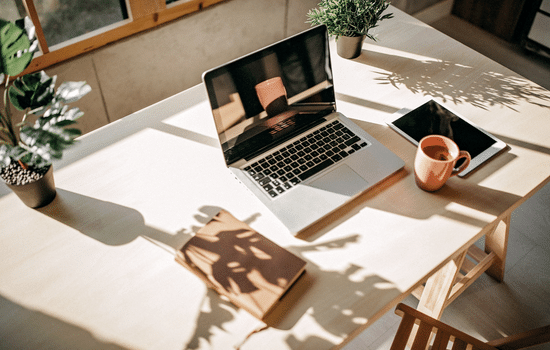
202 25 404 234
176 210 306 320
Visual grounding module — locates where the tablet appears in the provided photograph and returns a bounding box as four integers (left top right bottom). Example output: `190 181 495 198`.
386 99 507 177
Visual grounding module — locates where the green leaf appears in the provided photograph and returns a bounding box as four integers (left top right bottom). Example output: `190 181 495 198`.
53 120 77 128
29 148 52 167
17 111 81 168
62 128 81 138
0 144 12 167
19 126 41 146
56 81 92 104
307 0 392 39
48 139 64 152
8 71 56 111
9 145 29 162
62 107 84 121
0 19 33 77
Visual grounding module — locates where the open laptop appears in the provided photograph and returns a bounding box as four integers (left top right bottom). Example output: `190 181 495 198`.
202 25 404 234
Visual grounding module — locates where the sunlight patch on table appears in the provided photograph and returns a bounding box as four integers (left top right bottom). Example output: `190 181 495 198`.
445 202 496 227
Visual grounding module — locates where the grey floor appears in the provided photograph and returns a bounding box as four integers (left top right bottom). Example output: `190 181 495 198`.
342 13 550 350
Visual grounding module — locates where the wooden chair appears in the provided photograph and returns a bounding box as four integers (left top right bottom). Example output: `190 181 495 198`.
390 303 550 350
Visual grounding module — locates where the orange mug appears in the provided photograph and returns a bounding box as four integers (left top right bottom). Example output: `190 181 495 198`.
255 77 288 116
414 135 471 191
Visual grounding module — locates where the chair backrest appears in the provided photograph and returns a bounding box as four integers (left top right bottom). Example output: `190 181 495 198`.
390 303 550 350
390 303 497 350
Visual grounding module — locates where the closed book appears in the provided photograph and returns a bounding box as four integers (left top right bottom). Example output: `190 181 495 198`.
176 210 306 320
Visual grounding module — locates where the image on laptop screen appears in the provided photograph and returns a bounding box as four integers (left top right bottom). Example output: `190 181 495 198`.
203 26 336 164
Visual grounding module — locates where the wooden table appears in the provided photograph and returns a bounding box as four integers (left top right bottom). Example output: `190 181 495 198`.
1 7 549 350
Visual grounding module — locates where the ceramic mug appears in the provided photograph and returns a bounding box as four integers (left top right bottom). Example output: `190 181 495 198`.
255 77 288 116
414 135 471 191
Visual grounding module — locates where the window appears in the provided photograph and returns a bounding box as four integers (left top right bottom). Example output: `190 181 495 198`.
4 0 229 75
33 0 127 47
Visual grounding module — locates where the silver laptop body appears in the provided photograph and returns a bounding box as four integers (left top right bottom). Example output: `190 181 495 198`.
203 25 404 235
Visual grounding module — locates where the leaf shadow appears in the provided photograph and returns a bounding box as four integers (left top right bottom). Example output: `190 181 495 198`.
185 232 403 350
355 49 550 111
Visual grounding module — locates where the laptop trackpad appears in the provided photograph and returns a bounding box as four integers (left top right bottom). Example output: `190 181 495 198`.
309 165 369 197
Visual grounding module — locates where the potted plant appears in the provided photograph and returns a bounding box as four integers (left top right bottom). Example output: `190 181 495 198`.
1 17 91 208
307 0 393 59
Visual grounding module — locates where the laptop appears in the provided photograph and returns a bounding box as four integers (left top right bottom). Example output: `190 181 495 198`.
202 25 404 234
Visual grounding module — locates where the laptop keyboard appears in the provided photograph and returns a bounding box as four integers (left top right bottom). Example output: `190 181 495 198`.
244 120 369 198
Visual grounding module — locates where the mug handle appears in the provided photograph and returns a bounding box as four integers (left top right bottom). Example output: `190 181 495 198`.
451 151 471 177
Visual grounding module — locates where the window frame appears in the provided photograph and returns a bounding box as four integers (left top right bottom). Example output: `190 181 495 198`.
19 0 228 75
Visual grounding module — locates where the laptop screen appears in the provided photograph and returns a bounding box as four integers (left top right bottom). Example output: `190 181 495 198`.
203 25 336 165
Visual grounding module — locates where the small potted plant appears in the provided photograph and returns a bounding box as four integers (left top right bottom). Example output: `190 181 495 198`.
1 17 91 208
307 0 393 59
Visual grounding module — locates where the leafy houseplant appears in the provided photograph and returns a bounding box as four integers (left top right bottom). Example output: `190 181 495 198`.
0 17 91 208
307 0 393 58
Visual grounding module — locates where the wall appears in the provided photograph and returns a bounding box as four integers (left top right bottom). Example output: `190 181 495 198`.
391 0 446 15
22 0 435 134
38 0 317 134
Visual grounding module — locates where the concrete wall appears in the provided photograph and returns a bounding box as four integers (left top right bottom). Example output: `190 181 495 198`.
41 0 318 134
35 0 441 134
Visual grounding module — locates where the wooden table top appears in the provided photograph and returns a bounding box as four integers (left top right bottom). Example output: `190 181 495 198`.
1 6 549 350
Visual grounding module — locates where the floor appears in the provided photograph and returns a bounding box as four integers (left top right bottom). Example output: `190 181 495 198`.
342 10 550 350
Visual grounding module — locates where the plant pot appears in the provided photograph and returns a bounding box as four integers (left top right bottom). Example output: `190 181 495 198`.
5 165 57 208
337 35 366 59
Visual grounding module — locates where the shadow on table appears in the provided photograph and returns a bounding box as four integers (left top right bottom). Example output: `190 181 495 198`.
0 295 129 350
489 132 550 156
185 232 402 350
354 49 550 111
32 191 402 350
26 183 524 350
36 189 201 249
299 171 523 242
290 119 527 242
0 86 216 201
297 167 521 244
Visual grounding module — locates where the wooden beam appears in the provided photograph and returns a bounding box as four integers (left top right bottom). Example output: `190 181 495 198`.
127 0 166 20
408 251 468 349
417 251 467 319
446 251 496 307
23 0 49 54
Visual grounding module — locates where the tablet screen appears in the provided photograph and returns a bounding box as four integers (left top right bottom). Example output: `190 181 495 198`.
392 100 496 159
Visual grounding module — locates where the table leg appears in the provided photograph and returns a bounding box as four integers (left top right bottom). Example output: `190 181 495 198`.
407 214 511 348
408 251 467 348
416 250 467 319
484 214 511 282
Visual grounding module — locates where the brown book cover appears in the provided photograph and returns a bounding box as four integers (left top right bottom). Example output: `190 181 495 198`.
176 210 306 320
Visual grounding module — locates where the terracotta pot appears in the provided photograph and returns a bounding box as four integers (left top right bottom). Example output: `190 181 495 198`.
336 35 366 59
6 165 57 208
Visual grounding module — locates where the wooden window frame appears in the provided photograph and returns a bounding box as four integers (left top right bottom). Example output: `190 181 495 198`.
20 0 228 75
